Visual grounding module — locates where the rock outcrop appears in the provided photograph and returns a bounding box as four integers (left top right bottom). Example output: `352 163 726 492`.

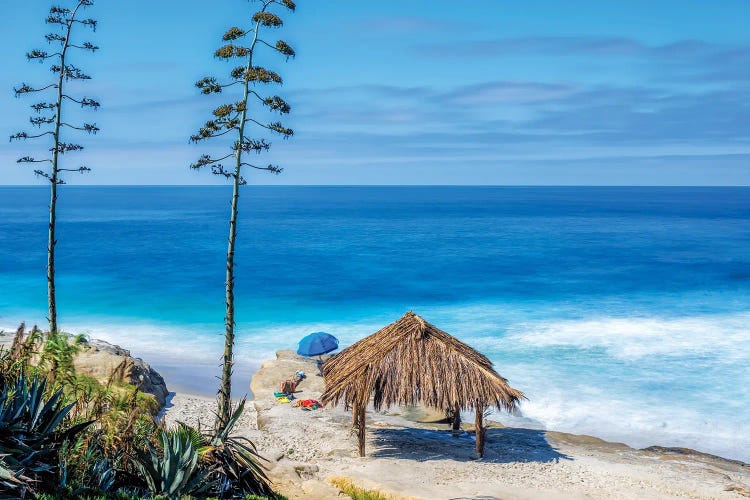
0 328 170 409
74 338 170 408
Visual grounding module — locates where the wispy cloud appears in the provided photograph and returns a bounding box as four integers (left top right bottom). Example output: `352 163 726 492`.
416 35 750 84
69 75 750 150
440 81 577 105
524 86 750 143
6 39 747 185
418 36 721 58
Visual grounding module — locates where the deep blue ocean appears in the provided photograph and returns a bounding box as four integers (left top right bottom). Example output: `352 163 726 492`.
1 186 749 461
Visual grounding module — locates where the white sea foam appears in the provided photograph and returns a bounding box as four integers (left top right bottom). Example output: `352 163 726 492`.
467 313 750 462
500 312 750 361
504 385 750 463
2 316 386 368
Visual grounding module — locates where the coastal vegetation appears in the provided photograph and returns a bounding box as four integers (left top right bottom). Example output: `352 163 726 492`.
10 0 100 336
0 324 278 498
190 0 296 427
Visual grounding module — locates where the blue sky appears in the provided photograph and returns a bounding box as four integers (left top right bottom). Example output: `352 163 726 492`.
0 0 748 185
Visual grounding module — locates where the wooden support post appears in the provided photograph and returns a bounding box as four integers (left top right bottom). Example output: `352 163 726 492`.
475 403 485 458
357 400 366 457
452 403 462 431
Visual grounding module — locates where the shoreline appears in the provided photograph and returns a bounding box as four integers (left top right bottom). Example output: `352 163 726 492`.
146 359 258 400
4 305 749 463
0 324 260 399
2 328 748 468
3 328 749 498
162 350 750 500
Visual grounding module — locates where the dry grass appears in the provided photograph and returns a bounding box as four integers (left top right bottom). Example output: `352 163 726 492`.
328 477 423 500
725 485 750 498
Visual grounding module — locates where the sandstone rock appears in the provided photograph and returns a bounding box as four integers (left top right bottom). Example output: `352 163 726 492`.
74 339 169 408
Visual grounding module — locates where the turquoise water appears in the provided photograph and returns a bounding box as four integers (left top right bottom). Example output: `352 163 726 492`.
1 186 749 461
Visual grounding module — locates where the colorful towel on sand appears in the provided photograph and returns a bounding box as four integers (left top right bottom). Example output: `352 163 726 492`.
293 399 322 411
274 392 294 403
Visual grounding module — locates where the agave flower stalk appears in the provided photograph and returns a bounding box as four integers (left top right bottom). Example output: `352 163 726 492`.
11 1 100 335
191 0 296 426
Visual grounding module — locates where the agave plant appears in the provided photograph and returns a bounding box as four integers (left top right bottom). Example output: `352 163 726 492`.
0 373 92 497
0 460 24 494
58 439 120 497
133 400 273 498
134 427 209 498
203 399 274 498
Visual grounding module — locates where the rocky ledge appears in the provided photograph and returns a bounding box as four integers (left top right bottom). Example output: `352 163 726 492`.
74 338 170 408
0 330 169 409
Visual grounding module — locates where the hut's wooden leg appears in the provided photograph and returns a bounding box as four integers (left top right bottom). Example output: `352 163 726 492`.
475 404 485 458
357 401 366 457
452 403 462 430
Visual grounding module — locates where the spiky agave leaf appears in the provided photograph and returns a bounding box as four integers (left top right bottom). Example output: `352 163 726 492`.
134 428 211 497
0 374 92 496
202 399 273 496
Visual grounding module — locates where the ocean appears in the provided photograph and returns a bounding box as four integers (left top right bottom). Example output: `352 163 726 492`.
1 186 748 461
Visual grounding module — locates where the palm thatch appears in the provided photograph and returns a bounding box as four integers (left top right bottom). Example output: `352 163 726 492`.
321 311 524 457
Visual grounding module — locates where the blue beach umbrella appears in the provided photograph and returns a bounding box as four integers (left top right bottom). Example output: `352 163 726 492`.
297 331 339 357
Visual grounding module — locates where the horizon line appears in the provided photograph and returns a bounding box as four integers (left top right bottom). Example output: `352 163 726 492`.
1 184 749 188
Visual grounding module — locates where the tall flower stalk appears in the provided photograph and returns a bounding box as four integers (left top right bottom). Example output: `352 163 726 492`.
11 1 100 335
191 0 296 425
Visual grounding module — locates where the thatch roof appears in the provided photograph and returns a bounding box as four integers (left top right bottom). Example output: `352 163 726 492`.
321 311 524 413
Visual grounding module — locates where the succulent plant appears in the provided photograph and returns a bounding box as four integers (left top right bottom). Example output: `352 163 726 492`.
203 399 274 498
134 427 208 498
0 374 92 496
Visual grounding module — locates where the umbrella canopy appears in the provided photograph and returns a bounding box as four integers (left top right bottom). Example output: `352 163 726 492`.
321 311 524 457
297 331 339 357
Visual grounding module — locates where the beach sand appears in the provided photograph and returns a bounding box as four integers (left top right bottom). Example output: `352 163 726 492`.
163 350 750 500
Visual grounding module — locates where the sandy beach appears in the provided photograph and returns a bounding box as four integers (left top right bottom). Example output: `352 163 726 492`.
162 350 750 500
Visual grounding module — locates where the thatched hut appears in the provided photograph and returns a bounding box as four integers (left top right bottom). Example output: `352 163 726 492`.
321 311 524 457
